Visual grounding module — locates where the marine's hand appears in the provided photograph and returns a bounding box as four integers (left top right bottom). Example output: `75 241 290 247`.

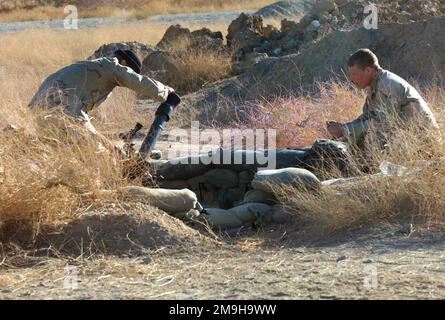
326 121 347 138
163 86 175 100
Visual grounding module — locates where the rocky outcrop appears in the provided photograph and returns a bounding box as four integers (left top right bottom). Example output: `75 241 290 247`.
183 16 445 123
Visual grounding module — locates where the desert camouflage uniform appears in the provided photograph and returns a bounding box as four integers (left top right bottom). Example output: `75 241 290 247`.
29 57 169 128
344 67 439 149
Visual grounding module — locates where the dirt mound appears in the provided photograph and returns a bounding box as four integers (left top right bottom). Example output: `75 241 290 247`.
87 41 158 62
183 16 445 123
0 202 209 256
227 0 445 73
255 0 314 18
141 24 231 95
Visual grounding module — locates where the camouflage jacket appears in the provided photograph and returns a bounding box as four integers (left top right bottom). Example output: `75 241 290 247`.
28 57 169 121
345 68 439 145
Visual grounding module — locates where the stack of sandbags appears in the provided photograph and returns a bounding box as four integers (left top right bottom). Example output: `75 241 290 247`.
152 148 310 207
251 167 321 195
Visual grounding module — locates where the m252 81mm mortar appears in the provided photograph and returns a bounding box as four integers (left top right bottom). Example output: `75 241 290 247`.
138 92 181 160
121 92 181 183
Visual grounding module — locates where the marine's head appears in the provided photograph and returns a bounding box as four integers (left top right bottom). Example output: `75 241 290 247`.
114 49 142 74
347 48 380 89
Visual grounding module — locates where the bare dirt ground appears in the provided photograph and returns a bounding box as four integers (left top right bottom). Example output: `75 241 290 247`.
1 221 444 300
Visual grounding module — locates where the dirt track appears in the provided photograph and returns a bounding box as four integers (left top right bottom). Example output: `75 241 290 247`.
1 224 444 300
0 10 254 34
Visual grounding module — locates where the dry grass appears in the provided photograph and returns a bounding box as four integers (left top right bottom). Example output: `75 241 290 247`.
159 36 232 95
0 108 126 226
266 83 445 236
246 82 365 148
0 0 273 22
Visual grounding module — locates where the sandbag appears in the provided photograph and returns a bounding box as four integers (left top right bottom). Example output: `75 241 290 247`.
158 179 189 190
153 155 210 180
252 167 321 194
238 170 255 185
204 169 239 189
200 208 244 229
118 186 200 213
200 203 271 229
187 175 207 190
243 189 276 204
227 187 247 202
228 203 271 224
217 191 235 209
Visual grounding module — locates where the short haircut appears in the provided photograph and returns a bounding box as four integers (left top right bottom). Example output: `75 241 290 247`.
348 48 380 69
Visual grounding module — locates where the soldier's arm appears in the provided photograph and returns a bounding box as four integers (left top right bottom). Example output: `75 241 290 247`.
344 99 373 144
345 86 400 144
107 58 170 101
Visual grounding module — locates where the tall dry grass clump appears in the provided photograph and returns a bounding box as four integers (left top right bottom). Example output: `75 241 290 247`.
164 37 232 95
0 108 126 229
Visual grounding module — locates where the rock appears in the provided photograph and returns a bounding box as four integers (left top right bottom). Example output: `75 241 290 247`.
252 167 321 194
309 20 321 29
204 169 239 189
227 13 265 50
156 24 224 52
87 41 157 62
